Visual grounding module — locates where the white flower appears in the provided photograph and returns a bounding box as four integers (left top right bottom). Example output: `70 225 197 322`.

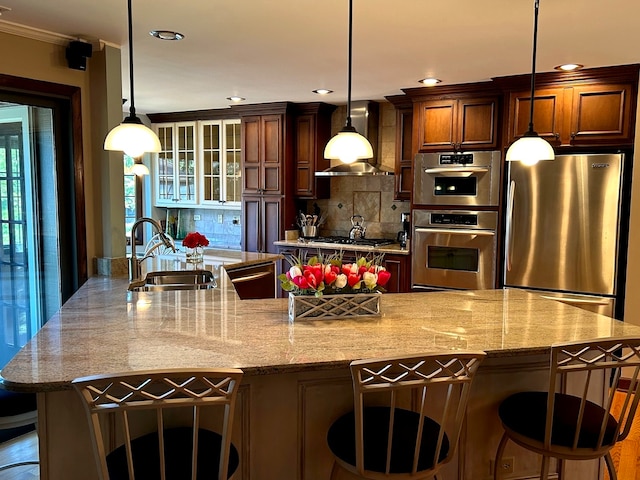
334 273 348 289
363 271 378 289
288 265 302 278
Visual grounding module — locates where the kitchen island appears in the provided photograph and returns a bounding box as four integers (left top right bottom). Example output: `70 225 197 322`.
2 251 639 479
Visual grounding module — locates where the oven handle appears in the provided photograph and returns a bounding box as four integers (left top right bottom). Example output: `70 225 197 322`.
505 180 516 272
423 166 489 177
415 227 495 236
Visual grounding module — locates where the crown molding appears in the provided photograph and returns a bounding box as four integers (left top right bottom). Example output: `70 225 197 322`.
0 19 117 50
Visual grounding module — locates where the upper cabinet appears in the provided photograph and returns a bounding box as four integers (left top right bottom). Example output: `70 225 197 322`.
294 103 336 199
499 65 639 149
154 122 198 207
414 96 500 152
506 83 635 147
152 119 242 209
242 114 285 195
199 119 242 207
386 95 414 201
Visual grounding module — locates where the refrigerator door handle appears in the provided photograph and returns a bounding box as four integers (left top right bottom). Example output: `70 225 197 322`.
540 295 611 306
505 180 516 272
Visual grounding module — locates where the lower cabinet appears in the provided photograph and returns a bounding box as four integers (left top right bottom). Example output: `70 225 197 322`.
242 196 283 254
276 246 411 294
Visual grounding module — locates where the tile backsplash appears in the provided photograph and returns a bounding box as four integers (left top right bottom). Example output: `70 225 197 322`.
306 176 409 239
162 207 242 250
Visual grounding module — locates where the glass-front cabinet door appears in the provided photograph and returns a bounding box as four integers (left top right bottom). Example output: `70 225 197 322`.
154 122 197 206
199 119 241 207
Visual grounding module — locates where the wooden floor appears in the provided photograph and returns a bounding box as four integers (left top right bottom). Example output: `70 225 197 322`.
0 391 639 480
0 431 38 480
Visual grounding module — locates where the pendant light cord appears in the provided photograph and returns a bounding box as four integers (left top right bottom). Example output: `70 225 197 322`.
345 0 353 128
127 0 136 119
527 0 540 134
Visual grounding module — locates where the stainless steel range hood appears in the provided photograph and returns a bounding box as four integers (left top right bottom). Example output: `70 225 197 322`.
315 101 393 177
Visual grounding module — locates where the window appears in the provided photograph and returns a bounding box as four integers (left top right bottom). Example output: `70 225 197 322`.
124 155 142 245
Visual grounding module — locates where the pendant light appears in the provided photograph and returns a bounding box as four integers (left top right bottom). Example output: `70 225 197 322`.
323 0 373 164
505 0 555 166
104 0 161 158
129 157 150 176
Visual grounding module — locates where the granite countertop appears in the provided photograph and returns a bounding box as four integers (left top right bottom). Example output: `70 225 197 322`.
4 248 640 393
274 239 411 255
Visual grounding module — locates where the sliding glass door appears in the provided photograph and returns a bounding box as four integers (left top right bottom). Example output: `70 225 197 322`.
0 104 62 367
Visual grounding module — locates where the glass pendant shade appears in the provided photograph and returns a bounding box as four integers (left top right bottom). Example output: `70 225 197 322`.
505 134 555 166
129 159 150 176
324 127 373 164
104 118 161 158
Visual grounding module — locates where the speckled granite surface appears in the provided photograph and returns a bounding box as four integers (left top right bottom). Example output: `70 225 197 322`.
2 251 640 392
274 239 411 255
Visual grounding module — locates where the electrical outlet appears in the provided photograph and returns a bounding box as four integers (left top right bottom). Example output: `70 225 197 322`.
232 216 240 225
193 214 201 221
490 456 514 475
217 214 223 224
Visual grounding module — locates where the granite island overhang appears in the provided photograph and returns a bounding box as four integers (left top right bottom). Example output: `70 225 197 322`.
3 253 640 479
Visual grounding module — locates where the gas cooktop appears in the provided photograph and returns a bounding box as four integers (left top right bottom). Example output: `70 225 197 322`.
306 236 395 247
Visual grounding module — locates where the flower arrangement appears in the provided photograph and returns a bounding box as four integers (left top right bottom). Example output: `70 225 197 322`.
279 253 391 297
182 232 209 249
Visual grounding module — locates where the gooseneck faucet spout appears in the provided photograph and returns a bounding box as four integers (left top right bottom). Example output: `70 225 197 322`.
129 217 176 281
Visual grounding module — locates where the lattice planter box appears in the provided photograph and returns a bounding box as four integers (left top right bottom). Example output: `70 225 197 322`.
288 292 381 321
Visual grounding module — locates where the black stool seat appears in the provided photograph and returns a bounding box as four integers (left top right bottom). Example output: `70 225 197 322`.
106 427 239 480
0 389 37 417
327 406 450 474
499 391 618 450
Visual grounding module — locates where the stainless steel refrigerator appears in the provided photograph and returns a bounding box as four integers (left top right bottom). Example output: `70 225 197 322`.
504 153 626 317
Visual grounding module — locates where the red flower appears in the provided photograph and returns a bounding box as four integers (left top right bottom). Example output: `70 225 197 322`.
377 269 391 287
182 232 209 248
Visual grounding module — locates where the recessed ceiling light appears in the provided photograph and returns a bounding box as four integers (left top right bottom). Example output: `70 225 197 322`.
418 77 442 86
313 89 333 95
227 96 246 102
149 30 184 41
554 63 584 71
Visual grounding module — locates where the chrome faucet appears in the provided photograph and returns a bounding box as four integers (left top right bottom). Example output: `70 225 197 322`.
129 217 176 281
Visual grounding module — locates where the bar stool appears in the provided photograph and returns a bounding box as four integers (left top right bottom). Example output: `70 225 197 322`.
0 388 38 471
327 351 486 479
73 368 243 480
494 337 640 480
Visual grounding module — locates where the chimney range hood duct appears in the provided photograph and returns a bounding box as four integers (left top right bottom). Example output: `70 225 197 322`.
316 101 393 176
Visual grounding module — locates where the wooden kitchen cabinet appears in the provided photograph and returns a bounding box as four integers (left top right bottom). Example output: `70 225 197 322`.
242 114 284 195
236 102 296 253
382 253 411 293
242 196 284 254
294 103 336 199
386 95 414 201
414 96 499 152
506 83 635 147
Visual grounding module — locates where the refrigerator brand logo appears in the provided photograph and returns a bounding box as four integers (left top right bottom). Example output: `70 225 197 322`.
591 163 610 169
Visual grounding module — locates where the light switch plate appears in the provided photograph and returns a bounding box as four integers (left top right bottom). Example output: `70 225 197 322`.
217 214 223 223
193 214 201 221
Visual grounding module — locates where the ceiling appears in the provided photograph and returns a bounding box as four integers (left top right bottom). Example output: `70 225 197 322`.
1 0 639 115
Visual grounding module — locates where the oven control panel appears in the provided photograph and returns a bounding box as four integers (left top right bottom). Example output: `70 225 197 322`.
431 213 478 226
439 153 474 165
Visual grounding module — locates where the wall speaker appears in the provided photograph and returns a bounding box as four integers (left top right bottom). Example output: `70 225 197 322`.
66 41 93 71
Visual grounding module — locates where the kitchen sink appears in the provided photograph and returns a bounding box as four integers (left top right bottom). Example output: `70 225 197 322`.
128 270 216 292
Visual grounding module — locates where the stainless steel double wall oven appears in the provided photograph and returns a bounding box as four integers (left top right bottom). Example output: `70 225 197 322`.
411 151 501 290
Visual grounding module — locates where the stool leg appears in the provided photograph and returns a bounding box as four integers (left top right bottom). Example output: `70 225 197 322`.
493 432 509 480
540 456 550 480
604 452 618 480
330 461 340 480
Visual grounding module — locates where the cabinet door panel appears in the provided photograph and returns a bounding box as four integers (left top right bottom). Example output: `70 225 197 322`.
458 99 498 148
295 115 314 197
242 197 261 252
262 115 282 193
394 108 413 201
417 100 456 151
262 197 283 254
242 116 261 194
509 88 563 145
570 84 633 145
